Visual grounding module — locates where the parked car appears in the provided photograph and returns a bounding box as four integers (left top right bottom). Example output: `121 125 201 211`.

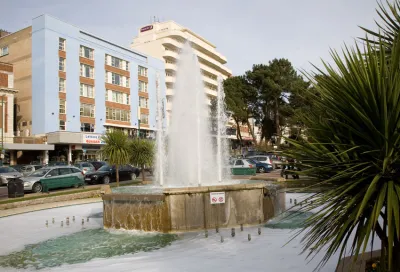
246 155 272 166
21 166 84 193
0 166 23 185
74 162 95 175
84 164 140 185
268 154 283 169
11 164 26 173
20 165 44 176
87 161 108 171
247 159 273 173
230 159 257 175
47 161 68 166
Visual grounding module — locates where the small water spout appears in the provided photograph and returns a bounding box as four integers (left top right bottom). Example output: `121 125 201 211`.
81 219 84 225
52 218 55 224
61 221 63 227
231 228 235 237
73 216 75 222
87 217 89 222
45 220 48 227
290 198 292 203
205 230 208 238
220 236 224 243
216 226 219 233
248 234 251 241
240 224 243 231
258 227 261 235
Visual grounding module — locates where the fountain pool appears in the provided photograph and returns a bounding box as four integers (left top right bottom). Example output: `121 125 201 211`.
0 193 343 271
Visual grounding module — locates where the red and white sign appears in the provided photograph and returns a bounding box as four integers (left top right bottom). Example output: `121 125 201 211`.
140 25 153 32
210 192 225 204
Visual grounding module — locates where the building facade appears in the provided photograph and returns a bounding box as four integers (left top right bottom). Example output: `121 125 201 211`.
131 21 232 124
0 15 166 163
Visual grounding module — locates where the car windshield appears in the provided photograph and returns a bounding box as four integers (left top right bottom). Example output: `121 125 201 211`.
0 167 17 173
74 164 82 168
29 168 50 177
97 165 111 171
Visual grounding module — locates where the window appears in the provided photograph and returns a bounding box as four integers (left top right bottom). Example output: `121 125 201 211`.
80 45 94 59
80 84 94 98
81 123 95 132
140 113 149 125
106 108 131 122
138 66 148 77
138 80 148 92
59 78 66 92
59 38 66 51
166 72 173 77
59 120 66 131
139 97 148 108
112 73 121 85
126 94 130 105
111 56 120 68
59 168 72 175
0 46 9 57
110 90 123 104
235 160 244 166
105 91 109 101
80 103 95 118
59 99 66 114
80 64 94 78
59 57 65 71
125 77 130 87
48 169 60 177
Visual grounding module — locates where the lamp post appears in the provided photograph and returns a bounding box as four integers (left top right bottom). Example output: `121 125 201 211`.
0 95 5 166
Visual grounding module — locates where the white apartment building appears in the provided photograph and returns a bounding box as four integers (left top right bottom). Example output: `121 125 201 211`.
131 20 232 124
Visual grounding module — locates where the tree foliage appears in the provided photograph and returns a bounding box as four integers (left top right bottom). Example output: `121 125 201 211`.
99 131 130 186
286 22 400 272
129 139 155 182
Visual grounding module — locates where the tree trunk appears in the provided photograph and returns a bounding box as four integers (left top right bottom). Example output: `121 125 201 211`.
234 118 243 144
116 164 119 187
142 164 145 182
274 98 280 145
246 118 257 145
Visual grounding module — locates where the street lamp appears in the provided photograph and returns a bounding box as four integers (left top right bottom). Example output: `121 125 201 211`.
0 95 5 166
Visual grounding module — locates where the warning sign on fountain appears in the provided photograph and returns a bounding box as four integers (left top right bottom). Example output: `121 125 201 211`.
210 192 225 204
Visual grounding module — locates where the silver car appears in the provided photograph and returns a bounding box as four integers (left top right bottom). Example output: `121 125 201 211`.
21 166 84 193
20 165 44 176
74 162 95 175
0 166 23 185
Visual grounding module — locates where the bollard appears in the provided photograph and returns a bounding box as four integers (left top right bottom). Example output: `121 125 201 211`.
73 216 75 222
221 236 224 243
248 234 251 241
52 218 55 224
87 217 89 222
61 221 63 227
240 224 243 231
205 230 208 238
82 219 84 225
46 220 48 227
258 227 261 235
216 226 219 233
231 228 235 237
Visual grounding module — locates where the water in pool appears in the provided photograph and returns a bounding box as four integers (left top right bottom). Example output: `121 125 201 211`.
0 193 343 271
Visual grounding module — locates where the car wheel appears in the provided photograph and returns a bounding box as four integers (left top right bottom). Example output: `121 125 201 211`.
103 176 110 184
130 173 137 181
32 182 43 193
259 167 266 173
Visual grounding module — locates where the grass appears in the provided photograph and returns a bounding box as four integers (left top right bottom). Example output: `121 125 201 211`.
0 180 142 206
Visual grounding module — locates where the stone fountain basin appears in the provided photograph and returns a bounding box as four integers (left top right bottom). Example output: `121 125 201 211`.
102 182 283 232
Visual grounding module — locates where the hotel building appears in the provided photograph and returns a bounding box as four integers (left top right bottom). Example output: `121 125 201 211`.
0 15 165 163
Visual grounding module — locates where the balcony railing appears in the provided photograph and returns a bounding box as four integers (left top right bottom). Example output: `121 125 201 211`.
12 136 47 144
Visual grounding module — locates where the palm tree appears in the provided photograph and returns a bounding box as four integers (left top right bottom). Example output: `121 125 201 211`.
286 22 400 272
129 139 154 182
99 131 130 187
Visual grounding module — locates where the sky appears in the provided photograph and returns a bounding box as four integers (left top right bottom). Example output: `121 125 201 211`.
1 0 383 75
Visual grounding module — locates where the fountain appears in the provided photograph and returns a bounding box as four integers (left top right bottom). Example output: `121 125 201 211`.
102 42 279 232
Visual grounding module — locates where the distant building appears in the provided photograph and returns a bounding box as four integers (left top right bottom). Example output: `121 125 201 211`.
0 15 166 163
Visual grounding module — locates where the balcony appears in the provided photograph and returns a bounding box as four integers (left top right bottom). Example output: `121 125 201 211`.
165 76 176 84
163 50 179 61
205 88 217 97
162 38 182 50
196 50 231 76
166 88 174 96
203 76 218 88
166 102 172 111
13 136 47 144
155 30 227 64
165 63 177 72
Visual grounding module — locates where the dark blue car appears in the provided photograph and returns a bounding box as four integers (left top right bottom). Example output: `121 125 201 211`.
247 159 273 173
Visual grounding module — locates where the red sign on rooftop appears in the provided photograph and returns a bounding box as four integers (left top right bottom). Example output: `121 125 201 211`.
140 25 153 32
